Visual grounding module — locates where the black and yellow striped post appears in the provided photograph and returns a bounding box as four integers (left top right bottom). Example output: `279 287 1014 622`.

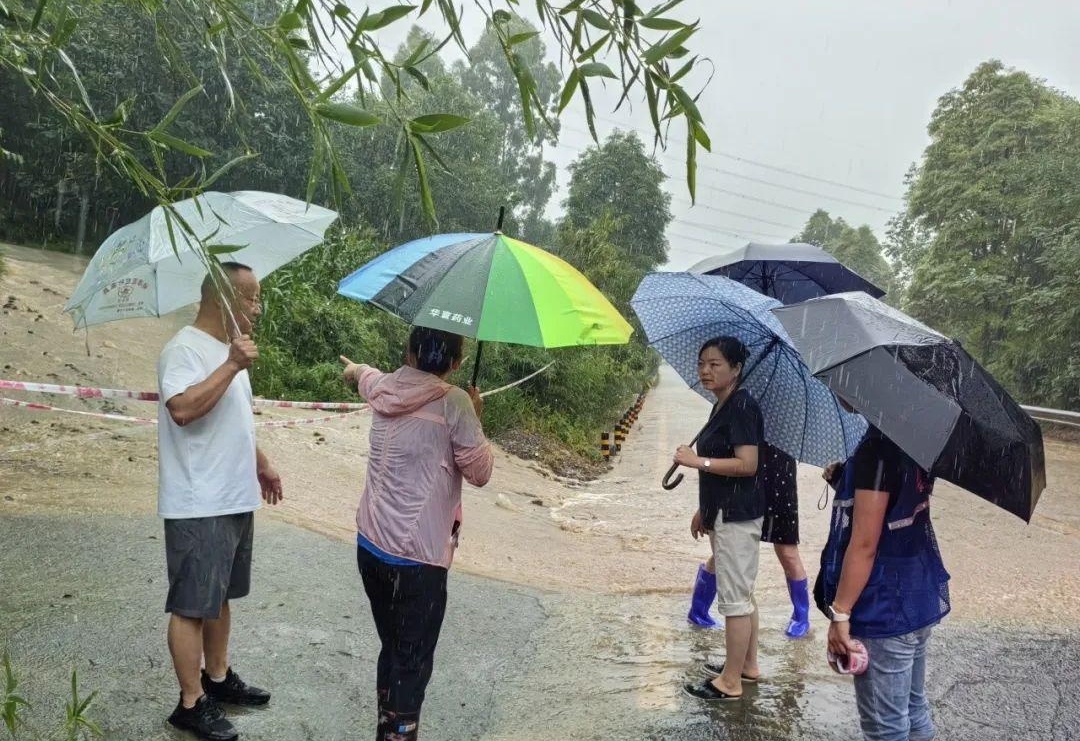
601 431 612 460
614 423 626 452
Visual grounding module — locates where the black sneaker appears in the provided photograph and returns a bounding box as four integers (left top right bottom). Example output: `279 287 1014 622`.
201 667 271 707
167 694 238 740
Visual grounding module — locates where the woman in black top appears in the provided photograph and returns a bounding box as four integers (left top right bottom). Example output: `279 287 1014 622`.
676 336 764 702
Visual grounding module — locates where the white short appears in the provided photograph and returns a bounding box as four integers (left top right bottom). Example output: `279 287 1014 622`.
709 514 764 617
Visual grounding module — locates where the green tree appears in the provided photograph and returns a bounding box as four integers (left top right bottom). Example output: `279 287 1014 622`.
335 29 517 241
562 130 673 271
794 209 895 296
455 16 560 244
0 0 313 250
889 60 1080 408
1 0 714 245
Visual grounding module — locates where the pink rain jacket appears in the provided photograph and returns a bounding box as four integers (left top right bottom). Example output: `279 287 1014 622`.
354 364 493 568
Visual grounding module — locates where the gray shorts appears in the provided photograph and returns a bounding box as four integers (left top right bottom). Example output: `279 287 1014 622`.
709 514 764 617
164 512 254 619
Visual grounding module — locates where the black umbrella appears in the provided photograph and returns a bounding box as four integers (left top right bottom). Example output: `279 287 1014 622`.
689 242 886 305
772 292 1046 522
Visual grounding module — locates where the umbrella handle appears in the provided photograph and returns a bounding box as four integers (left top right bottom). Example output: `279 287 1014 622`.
470 341 484 388
661 426 707 491
661 464 684 490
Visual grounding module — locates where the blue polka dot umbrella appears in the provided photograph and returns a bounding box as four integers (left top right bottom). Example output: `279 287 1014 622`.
630 272 866 469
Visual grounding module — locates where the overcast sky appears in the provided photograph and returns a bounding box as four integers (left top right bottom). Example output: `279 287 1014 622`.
347 1 1080 269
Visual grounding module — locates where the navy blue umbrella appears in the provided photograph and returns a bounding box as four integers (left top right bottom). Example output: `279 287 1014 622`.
630 272 866 488
689 242 885 304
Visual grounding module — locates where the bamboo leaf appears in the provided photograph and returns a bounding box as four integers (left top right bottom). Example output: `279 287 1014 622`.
52 16 79 47
314 103 381 127
578 62 616 79
318 67 358 101
692 120 711 151
672 85 702 123
201 153 259 189
286 35 311 50
403 37 431 66
55 49 95 117
411 131 454 173
492 9 512 24
644 73 661 135
642 25 695 65
644 0 685 19
508 30 540 46
639 16 685 30
30 0 46 30
207 244 246 255
153 85 204 134
559 0 587 15
579 77 598 140
333 3 350 18
557 69 580 113
357 5 415 32
685 120 697 203
575 32 610 63
408 134 437 227
669 56 696 83
404 65 430 90
148 131 214 158
277 11 302 31
581 9 611 30
409 113 469 133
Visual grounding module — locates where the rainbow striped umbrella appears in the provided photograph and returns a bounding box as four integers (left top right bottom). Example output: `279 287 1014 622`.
337 231 633 382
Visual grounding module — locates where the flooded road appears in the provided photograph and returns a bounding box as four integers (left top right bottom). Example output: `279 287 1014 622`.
2 242 1079 739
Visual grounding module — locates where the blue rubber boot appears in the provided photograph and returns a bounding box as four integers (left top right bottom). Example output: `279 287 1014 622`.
687 564 719 628
785 578 811 638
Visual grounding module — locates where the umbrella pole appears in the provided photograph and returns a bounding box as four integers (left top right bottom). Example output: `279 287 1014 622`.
470 341 484 388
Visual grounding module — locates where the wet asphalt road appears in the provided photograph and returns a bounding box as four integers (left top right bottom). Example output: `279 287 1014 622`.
1 513 1077 740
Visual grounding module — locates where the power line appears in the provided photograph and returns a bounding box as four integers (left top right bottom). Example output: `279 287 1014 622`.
695 168 897 214
690 186 815 216
711 151 901 202
670 217 788 242
667 231 748 255
670 205 803 233
558 122 897 216
588 113 904 202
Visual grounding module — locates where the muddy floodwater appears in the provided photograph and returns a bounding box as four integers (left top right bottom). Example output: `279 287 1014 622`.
2 242 1078 739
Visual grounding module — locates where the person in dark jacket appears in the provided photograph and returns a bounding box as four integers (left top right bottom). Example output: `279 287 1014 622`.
817 424 950 741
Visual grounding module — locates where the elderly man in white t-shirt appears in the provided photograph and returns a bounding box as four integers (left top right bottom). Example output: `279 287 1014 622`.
157 262 282 741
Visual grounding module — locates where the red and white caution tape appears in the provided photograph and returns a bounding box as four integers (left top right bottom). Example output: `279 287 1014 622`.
0 361 553 426
478 362 554 397
0 395 366 427
0 379 159 401
0 378 368 410
252 398 365 410
255 408 367 428
0 396 157 425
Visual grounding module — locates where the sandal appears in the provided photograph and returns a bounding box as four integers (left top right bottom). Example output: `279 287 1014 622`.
703 661 760 683
682 680 742 701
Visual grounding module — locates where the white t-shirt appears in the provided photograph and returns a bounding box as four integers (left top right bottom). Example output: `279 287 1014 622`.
157 326 260 518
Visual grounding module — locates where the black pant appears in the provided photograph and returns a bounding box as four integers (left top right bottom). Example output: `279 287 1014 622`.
357 545 448 716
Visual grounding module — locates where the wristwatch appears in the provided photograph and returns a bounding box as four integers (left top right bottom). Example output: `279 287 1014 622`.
701 458 711 470
825 604 851 622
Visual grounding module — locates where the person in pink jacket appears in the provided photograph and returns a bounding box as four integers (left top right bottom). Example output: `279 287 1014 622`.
340 327 493 741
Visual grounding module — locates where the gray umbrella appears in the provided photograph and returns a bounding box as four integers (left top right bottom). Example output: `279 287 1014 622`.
689 242 885 304
773 292 1046 522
